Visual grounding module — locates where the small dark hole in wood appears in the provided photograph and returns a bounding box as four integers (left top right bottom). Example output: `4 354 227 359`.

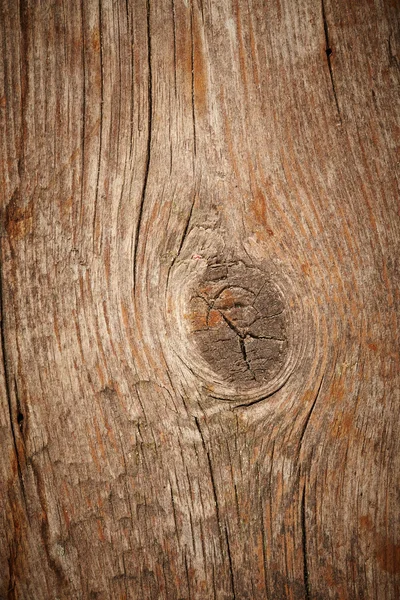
326 47 332 57
17 412 24 429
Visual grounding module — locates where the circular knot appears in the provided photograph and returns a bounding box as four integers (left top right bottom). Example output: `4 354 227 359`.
187 261 289 393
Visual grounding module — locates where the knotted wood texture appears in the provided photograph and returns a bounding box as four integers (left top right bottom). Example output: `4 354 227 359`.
0 0 399 598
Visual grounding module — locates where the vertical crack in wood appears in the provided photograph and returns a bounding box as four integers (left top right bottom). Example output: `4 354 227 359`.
18 0 28 179
190 0 196 158
134 0 153 288
93 0 104 252
301 483 311 600
195 417 238 597
321 0 341 122
224 525 237 599
121 552 129 598
0 251 28 513
169 480 180 542
260 492 269 596
195 418 220 521
190 1 197 158
298 374 325 452
238 337 252 375
80 0 87 233
254 460 269 596
194 418 224 546
31 460 67 588
184 552 192 600
14 376 24 434
171 0 177 96
388 32 400 70
177 191 196 256
297 376 324 598
126 0 135 161
7 543 17 599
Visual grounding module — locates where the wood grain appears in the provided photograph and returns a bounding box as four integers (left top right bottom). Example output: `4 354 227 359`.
0 0 399 598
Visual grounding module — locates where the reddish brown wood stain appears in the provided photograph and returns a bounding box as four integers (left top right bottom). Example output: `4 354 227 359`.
360 515 400 575
5 196 33 241
250 187 274 237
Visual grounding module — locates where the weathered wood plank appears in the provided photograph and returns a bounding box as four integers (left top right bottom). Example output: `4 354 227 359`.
0 0 399 598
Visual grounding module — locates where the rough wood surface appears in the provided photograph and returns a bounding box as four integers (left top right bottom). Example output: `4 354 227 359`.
1 0 399 598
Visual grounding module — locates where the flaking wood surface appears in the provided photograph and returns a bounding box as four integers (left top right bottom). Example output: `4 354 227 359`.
0 0 399 598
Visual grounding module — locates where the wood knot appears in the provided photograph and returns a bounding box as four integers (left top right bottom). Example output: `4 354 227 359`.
186 261 292 398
